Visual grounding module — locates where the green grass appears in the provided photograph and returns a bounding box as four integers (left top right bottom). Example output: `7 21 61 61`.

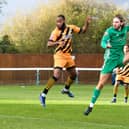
0 85 129 129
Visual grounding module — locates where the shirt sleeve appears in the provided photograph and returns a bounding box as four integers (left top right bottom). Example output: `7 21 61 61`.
126 24 129 32
69 25 81 34
48 30 58 42
101 29 110 49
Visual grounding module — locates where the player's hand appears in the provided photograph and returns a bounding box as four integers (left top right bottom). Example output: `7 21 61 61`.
58 41 66 48
115 68 121 74
106 42 112 48
86 16 92 24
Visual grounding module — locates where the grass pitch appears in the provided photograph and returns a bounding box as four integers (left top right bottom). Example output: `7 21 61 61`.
0 85 129 129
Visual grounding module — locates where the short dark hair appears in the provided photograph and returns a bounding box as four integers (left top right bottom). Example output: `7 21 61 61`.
57 14 65 20
115 14 125 22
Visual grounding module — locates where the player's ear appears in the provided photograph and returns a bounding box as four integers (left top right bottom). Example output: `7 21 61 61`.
120 21 125 27
121 21 124 25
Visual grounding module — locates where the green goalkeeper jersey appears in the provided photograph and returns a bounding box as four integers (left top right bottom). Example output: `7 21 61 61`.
101 25 129 60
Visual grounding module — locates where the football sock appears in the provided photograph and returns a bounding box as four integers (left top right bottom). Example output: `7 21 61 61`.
125 96 128 100
89 88 101 107
113 86 118 96
124 88 128 99
64 76 74 90
42 76 57 95
113 94 117 98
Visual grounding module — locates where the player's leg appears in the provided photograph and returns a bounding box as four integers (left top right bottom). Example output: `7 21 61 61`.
111 81 120 103
84 58 116 115
42 68 62 95
61 55 76 97
40 67 62 107
124 83 128 103
84 73 110 115
40 53 66 107
61 66 76 97
111 72 116 85
123 77 129 103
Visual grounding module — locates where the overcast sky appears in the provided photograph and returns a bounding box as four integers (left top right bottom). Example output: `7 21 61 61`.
0 0 129 25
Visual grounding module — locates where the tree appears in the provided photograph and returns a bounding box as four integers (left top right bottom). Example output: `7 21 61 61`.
0 35 18 53
1 0 129 53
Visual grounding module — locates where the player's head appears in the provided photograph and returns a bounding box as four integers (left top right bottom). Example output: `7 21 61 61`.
113 14 125 30
124 44 129 54
56 14 66 30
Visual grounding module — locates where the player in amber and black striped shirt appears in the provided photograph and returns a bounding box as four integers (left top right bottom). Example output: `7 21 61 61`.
40 14 91 107
112 44 129 103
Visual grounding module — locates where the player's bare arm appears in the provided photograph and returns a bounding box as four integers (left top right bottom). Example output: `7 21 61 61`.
81 16 91 33
47 40 65 47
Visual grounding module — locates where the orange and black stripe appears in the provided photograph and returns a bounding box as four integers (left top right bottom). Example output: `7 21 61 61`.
55 26 74 53
118 64 129 77
49 24 81 54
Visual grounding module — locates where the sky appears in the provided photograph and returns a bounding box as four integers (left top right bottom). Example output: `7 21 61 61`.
112 0 129 10
0 0 50 24
0 0 129 25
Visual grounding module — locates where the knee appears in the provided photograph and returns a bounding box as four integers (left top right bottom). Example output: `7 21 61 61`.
115 82 119 87
53 69 62 80
52 76 59 81
53 73 60 81
97 82 104 89
117 81 120 85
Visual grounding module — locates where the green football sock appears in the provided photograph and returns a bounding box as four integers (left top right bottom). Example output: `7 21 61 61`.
91 88 101 104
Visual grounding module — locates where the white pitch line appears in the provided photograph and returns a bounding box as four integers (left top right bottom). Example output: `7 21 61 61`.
0 114 127 129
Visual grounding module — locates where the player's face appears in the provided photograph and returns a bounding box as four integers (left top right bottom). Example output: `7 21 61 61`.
124 46 129 54
113 17 121 30
56 17 65 29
